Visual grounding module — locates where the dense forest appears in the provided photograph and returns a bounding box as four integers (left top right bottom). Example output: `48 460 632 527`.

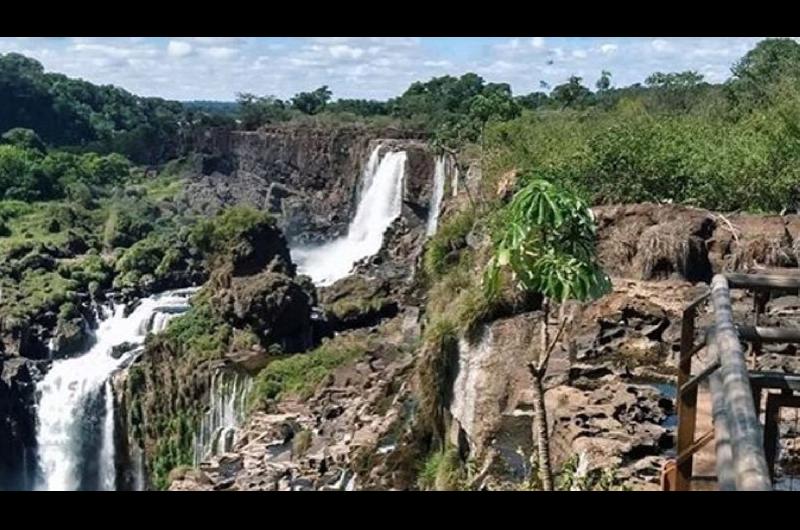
5 38 800 212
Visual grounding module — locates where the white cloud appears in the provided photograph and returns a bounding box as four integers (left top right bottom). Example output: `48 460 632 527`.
651 39 671 52
167 41 193 58
202 47 237 60
328 45 364 60
190 37 244 46
423 60 452 68
0 37 771 101
600 43 618 55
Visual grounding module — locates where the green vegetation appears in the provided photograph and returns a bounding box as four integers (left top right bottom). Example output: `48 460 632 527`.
292 429 313 458
481 39 800 213
189 206 274 260
149 408 201 490
0 53 201 163
423 208 476 280
484 177 610 302
248 333 371 408
155 299 232 360
417 446 467 491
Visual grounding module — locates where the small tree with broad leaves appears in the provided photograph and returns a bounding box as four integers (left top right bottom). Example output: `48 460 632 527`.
484 176 610 490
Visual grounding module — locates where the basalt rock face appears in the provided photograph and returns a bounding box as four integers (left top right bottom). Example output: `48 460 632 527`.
180 126 429 246
0 356 39 490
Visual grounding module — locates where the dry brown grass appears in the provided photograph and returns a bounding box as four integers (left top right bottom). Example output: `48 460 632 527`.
635 225 694 280
729 231 796 271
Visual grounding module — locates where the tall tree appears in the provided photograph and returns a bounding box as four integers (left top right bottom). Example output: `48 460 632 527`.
596 70 612 92
290 86 333 115
550 76 593 109
484 177 610 490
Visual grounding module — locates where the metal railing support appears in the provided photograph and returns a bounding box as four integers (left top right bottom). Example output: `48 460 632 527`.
710 274 772 491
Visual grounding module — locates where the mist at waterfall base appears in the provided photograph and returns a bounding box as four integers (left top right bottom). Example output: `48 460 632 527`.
33 288 196 491
291 147 407 286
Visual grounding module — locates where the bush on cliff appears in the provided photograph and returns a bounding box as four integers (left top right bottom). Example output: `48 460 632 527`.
248 333 370 408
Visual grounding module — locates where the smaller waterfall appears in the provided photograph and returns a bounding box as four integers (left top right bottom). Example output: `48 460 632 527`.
193 370 252 466
426 156 447 236
452 163 459 198
292 146 407 286
130 444 146 491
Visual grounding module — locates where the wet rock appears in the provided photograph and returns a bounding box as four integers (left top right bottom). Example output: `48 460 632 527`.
0 357 39 490
51 316 90 359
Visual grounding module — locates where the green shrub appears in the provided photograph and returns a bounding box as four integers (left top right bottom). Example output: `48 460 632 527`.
417 447 466 491
292 429 313 457
248 333 369 408
423 208 476 279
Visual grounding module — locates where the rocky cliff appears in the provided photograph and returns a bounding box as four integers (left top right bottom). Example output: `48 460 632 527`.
179 125 432 246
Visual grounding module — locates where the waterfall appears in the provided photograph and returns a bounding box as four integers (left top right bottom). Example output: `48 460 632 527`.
131 444 146 491
98 381 116 490
193 370 252 466
33 287 197 491
291 145 407 286
452 164 459 198
426 156 447 236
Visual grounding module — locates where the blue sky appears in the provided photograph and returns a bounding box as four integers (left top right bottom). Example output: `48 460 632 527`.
0 37 769 101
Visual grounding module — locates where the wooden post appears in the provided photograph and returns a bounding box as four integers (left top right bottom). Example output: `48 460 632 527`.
675 304 699 491
763 392 782 481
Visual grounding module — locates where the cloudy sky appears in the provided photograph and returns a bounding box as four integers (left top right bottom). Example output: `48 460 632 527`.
0 37 768 101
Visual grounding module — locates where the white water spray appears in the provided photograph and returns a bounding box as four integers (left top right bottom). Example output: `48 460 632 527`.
34 288 196 491
193 370 252 466
426 156 447 236
292 146 407 286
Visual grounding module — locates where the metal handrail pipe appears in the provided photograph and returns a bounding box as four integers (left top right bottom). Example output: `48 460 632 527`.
710 274 772 491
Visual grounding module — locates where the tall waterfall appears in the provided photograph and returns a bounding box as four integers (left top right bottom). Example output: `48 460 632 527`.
292 146 407 286
426 156 447 236
192 370 252 466
34 288 196 491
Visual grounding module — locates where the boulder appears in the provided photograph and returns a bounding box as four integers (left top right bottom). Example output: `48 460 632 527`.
320 274 399 332
212 271 314 352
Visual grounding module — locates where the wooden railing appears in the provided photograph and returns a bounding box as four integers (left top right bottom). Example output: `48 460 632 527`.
665 271 800 491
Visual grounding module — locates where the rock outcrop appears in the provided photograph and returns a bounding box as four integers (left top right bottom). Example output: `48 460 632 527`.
119 213 317 489
168 316 422 491
0 356 39 490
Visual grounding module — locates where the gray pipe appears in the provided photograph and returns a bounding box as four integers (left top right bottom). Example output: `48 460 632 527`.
710 274 771 491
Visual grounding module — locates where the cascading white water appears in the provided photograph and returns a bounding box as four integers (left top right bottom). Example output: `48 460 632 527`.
356 144 383 204
34 288 197 491
291 146 407 286
193 370 252 466
98 381 116 490
452 163 459 198
426 155 447 236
